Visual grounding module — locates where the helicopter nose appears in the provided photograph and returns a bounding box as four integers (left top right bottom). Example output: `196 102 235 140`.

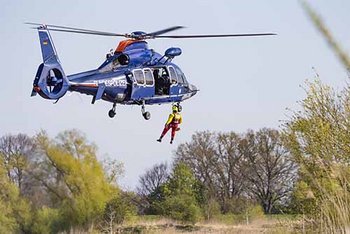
189 84 198 96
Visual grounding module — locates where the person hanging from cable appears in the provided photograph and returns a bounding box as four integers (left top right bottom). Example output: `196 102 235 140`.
157 104 182 144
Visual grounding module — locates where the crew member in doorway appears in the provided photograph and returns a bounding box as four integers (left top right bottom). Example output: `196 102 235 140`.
157 104 182 144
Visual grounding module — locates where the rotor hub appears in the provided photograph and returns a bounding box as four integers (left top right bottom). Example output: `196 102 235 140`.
129 31 147 39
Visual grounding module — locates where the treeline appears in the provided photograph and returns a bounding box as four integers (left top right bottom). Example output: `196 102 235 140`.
0 127 298 233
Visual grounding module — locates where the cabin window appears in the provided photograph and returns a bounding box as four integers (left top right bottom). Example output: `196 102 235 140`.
168 66 177 85
175 67 185 84
133 69 144 85
144 68 154 86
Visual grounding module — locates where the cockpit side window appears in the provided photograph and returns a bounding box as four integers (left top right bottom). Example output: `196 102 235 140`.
168 66 178 85
144 68 154 86
133 69 144 85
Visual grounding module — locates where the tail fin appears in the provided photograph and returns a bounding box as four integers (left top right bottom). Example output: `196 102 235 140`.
38 29 58 63
32 26 69 100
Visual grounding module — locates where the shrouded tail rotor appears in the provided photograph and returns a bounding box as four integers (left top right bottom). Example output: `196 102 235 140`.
31 25 69 100
32 63 69 99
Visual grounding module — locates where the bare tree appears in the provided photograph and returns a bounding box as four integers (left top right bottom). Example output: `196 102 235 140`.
137 162 169 214
215 132 246 206
242 129 297 213
0 134 35 191
137 162 169 197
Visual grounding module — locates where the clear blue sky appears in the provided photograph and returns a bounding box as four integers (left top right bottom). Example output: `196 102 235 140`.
0 0 349 189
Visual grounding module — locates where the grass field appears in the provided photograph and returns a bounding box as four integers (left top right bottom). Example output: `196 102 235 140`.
111 214 304 233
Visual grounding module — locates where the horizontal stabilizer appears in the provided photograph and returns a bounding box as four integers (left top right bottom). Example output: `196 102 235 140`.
92 84 106 104
30 89 37 97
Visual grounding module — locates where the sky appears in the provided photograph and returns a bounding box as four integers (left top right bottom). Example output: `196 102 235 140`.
0 0 349 190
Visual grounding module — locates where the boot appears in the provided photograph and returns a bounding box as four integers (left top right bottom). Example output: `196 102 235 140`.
157 137 162 142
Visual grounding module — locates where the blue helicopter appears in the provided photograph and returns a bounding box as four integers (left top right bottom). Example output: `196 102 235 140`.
28 23 275 120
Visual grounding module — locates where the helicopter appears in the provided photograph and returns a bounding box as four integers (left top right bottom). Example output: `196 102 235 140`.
28 23 275 120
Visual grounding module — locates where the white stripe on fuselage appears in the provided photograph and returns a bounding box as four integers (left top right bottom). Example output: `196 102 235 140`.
94 76 127 87
70 76 127 88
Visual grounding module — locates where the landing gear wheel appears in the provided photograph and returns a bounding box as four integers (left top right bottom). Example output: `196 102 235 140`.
108 109 116 118
143 111 151 120
141 100 151 120
108 103 117 118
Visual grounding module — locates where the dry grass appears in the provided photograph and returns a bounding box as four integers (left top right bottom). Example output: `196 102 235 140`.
114 216 299 234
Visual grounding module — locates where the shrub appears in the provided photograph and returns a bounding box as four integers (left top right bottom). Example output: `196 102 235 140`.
163 194 201 224
32 207 65 234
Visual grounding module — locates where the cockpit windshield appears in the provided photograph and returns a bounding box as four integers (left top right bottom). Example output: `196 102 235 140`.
175 67 188 85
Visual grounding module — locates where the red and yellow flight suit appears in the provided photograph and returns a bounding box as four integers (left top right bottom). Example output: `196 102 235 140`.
158 111 182 144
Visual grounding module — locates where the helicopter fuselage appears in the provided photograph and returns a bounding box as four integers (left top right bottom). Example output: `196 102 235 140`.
67 40 198 106
68 55 197 106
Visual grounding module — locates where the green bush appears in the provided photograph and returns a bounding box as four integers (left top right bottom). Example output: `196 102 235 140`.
101 192 137 227
223 197 250 214
202 199 221 220
0 162 31 233
0 200 17 234
163 194 201 224
32 207 65 234
246 204 265 220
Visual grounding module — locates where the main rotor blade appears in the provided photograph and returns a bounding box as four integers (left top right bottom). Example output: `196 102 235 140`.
145 26 185 37
26 23 276 40
25 22 127 37
26 22 109 33
41 28 126 37
155 33 277 39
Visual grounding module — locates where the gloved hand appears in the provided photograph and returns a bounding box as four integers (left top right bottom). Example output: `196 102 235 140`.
176 127 181 131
